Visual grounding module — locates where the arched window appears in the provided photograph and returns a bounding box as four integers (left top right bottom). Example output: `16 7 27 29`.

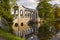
20 10 23 16
36 12 38 18
30 13 31 18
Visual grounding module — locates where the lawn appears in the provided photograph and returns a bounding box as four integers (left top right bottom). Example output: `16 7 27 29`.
0 29 24 40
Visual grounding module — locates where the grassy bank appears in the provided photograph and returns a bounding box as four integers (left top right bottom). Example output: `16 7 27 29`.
0 29 24 40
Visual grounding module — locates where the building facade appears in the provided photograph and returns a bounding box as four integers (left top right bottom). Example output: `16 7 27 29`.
12 5 40 38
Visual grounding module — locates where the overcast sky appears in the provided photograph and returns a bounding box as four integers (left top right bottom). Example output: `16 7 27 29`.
17 0 60 9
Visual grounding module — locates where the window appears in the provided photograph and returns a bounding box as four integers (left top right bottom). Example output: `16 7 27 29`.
36 12 38 18
25 14 28 17
30 13 31 18
20 10 23 16
28 13 30 17
15 23 18 27
21 22 23 26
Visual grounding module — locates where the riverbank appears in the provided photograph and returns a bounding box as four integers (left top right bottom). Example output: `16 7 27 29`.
0 29 24 40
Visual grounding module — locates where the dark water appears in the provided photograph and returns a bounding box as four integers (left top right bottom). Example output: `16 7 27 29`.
26 32 60 40
27 35 39 40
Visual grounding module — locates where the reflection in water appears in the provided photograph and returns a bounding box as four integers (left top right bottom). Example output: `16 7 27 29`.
37 24 56 40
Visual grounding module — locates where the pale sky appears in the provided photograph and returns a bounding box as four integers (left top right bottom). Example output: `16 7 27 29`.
17 0 60 9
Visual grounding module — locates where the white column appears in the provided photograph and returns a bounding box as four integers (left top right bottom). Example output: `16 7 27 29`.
19 8 20 19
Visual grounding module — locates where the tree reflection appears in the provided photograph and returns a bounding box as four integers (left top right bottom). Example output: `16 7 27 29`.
37 24 56 40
